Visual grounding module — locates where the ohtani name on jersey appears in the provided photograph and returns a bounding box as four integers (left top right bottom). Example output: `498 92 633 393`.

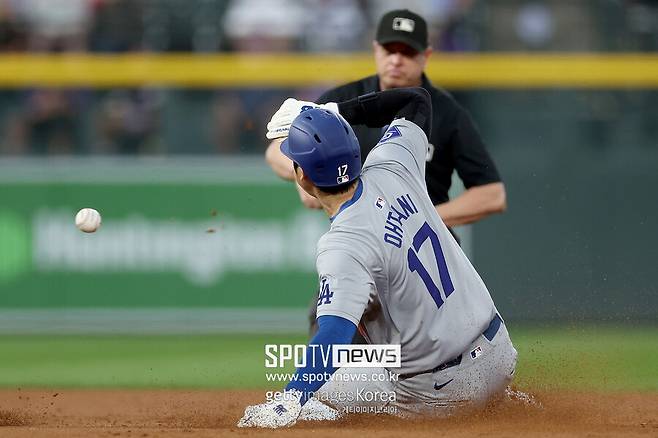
383 194 419 248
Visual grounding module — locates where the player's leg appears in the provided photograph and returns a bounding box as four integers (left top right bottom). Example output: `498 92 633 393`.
393 318 517 417
313 366 397 415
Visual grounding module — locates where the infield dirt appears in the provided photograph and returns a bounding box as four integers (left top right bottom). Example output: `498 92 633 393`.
0 389 656 437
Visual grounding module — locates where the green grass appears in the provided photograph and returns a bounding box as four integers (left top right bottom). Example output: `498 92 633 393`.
0 334 305 388
509 325 658 392
0 326 656 391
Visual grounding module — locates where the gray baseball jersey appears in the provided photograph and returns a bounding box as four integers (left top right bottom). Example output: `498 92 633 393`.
315 118 498 375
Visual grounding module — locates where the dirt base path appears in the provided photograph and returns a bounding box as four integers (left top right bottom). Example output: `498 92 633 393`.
1 389 656 437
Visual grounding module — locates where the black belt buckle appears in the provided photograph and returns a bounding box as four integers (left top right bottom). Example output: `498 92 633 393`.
433 354 462 372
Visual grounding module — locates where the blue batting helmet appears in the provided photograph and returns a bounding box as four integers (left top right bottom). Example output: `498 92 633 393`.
280 108 361 188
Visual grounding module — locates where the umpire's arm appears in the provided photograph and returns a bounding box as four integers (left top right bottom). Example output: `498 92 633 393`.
265 138 295 181
265 139 321 209
435 108 506 227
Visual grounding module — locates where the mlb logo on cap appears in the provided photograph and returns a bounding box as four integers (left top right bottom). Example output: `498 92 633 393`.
376 9 428 53
392 17 415 33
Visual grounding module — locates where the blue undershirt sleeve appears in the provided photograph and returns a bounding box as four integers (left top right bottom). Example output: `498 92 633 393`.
285 315 357 405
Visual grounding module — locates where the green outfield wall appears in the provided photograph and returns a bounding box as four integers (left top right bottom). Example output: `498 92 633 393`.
0 152 656 333
0 157 327 332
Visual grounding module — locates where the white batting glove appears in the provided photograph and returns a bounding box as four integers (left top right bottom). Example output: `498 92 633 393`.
237 390 303 428
266 98 339 139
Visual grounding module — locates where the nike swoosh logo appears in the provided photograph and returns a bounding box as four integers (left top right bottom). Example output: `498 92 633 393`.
434 379 454 390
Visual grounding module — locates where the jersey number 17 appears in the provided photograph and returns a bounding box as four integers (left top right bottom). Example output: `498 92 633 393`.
407 222 455 309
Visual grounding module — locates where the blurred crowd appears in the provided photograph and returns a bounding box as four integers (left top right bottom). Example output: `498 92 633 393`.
1 0 656 54
0 0 483 53
0 0 656 155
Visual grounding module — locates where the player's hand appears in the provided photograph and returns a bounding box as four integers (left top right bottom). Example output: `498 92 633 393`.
266 98 338 139
296 180 322 209
237 390 303 428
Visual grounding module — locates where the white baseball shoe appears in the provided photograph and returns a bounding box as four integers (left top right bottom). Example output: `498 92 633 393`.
298 398 342 422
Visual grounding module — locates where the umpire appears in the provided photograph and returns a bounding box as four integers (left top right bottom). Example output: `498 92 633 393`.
265 9 506 336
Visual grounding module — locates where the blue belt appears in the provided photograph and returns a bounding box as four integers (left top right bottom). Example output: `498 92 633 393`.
483 313 503 342
399 314 503 380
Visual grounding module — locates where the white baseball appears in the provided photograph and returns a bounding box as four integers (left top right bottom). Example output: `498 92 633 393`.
75 208 102 233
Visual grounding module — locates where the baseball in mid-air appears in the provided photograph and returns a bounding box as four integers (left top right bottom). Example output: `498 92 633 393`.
75 208 102 233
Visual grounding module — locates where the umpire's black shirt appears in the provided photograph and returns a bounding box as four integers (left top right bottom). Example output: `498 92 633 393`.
316 74 501 206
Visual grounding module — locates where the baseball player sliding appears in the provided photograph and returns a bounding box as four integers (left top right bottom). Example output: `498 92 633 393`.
238 88 517 428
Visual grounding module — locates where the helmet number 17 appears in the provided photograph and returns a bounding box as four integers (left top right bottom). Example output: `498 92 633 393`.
337 164 349 184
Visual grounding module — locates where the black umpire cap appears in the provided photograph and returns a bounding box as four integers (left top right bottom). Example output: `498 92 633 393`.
375 9 429 53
